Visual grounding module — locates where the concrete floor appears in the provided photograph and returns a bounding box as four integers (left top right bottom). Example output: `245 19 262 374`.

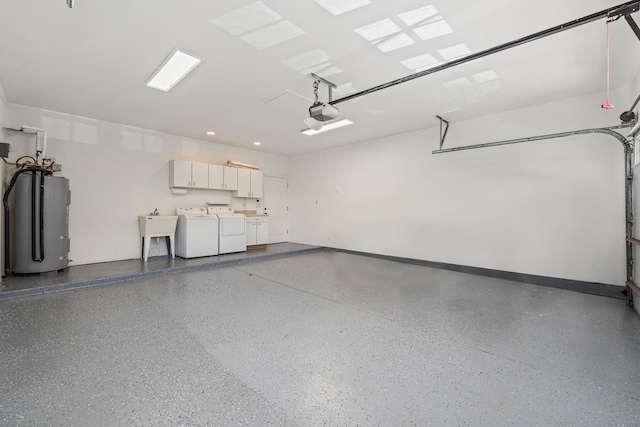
0 249 639 426
0 242 321 299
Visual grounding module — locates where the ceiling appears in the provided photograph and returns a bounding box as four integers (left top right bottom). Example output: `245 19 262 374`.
0 0 638 156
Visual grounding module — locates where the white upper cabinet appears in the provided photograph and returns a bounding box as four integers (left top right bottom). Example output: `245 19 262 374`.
191 162 209 189
208 164 223 190
224 166 238 190
250 170 263 198
208 165 238 190
169 159 191 188
234 169 263 198
169 160 209 189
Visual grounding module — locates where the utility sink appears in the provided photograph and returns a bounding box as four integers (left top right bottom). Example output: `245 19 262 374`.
138 215 178 237
138 215 178 262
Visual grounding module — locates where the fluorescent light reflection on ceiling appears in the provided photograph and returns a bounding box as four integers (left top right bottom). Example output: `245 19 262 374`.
437 43 471 60
146 49 202 92
211 2 281 35
281 49 342 76
400 53 441 72
399 5 439 26
211 2 304 50
314 0 370 16
473 69 499 84
355 19 400 41
443 77 472 90
378 33 414 52
282 49 330 71
413 20 453 40
473 70 501 94
302 119 353 135
355 19 415 53
240 20 305 49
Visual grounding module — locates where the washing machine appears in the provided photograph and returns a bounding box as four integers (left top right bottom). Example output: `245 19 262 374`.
175 207 219 258
207 206 246 254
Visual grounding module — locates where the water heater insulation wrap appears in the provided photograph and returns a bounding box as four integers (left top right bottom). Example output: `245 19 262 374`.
13 174 70 273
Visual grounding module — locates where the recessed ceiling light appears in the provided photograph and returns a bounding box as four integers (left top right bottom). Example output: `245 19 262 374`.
302 119 353 136
146 49 203 92
206 131 216 136
254 141 262 145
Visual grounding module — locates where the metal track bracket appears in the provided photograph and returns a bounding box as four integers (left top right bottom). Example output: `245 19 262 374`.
436 116 450 150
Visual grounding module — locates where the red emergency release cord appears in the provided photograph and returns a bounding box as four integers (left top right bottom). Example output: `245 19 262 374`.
601 20 614 109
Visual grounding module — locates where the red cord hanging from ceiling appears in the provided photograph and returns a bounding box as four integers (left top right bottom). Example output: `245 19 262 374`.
601 20 615 109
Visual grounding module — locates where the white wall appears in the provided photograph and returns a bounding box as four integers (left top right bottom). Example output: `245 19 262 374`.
0 82 7 278
631 69 640 294
290 88 631 286
5 103 289 265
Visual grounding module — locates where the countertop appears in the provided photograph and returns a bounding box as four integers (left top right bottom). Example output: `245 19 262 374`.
235 211 268 217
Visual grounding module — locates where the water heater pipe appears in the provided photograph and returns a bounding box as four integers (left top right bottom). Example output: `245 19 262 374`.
20 126 47 164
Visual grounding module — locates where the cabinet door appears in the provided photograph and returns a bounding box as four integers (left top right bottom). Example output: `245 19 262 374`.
170 160 192 188
246 222 257 245
223 166 238 190
236 168 251 197
208 164 224 190
256 220 269 244
250 170 263 198
191 162 209 189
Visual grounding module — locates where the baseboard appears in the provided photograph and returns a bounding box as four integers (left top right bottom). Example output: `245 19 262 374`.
329 248 626 299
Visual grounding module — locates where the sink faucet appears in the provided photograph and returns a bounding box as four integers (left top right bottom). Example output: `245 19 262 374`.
152 208 159 216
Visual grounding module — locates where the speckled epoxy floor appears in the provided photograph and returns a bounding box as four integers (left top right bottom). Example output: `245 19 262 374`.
1 250 639 426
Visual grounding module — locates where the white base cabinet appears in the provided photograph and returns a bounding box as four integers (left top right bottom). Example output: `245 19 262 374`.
246 216 269 245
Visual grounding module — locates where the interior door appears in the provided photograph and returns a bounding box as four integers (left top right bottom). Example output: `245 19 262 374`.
263 176 288 243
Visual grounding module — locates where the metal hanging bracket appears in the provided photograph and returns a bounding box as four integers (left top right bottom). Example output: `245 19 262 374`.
309 73 337 103
307 74 340 123
436 116 450 149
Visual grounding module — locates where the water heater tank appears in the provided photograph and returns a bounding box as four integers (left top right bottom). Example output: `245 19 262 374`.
13 173 70 274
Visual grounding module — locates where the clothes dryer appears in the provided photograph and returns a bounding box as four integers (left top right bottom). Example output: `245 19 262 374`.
207 206 246 254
